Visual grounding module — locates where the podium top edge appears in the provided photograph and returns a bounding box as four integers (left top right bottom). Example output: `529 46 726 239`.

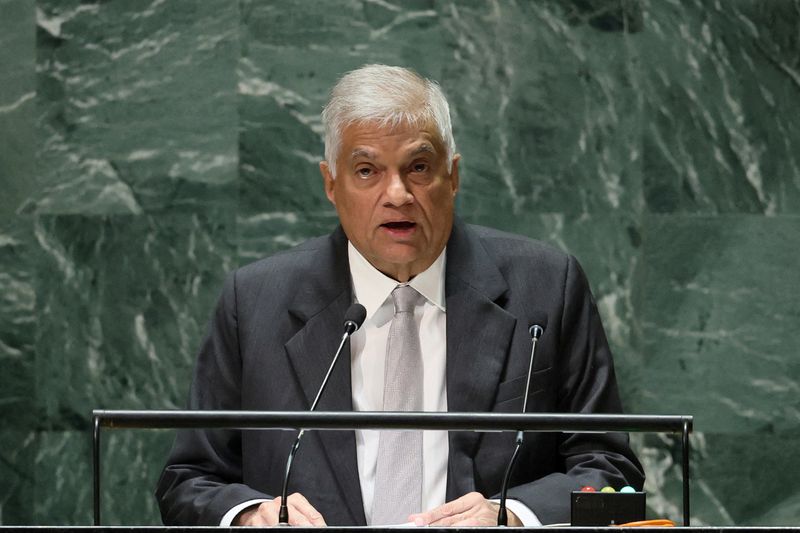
91 410 693 433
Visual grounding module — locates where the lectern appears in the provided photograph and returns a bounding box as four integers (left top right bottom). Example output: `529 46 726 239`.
92 410 693 526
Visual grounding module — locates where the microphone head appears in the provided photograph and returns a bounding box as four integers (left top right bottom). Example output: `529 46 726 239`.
528 314 547 340
343 303 367 333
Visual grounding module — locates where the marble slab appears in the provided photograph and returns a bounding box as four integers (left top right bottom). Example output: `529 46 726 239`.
27 0 240 216
636 430 800 526
0 0 36 221
32 429 172 525
638 0 800 214
632 214 800 433
32 213 235 427
0 430 36 525
0 224 37 429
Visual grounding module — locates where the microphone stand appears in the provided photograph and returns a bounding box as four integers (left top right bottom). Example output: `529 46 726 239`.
497 324 544 526
278 309 365 525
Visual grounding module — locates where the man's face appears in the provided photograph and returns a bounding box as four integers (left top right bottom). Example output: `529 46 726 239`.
320 121 460 282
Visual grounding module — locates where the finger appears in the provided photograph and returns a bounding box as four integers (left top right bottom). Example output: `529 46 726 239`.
428 512 470 526
426 494 492 527
248 512 270 527
288 493 326 526
411 497 469 525
234 507 260 527
287 492 327 526
449 516 496 527
256 499 282 526
267 496 311 527
438 507 496 527
287 506 313 527
261 496 281 526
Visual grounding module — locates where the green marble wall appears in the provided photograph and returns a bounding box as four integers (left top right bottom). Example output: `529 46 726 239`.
1 0 798 526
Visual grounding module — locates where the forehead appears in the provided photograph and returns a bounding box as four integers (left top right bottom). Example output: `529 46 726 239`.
338 121 445 161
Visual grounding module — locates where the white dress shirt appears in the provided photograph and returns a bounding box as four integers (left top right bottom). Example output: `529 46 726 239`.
347 242 449 524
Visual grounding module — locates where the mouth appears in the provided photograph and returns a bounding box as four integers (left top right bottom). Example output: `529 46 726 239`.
380 220 417 237
381 221 416 230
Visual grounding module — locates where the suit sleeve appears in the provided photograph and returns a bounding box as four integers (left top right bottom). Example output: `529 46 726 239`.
502 254 645 525
155 272 272 525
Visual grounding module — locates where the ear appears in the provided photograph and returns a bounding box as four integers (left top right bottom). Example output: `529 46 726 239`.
320 161 336 205
449 154 461 197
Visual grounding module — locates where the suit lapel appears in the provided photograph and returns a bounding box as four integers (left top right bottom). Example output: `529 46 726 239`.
285 291 352 411
283 227 367 525
444 221 517 500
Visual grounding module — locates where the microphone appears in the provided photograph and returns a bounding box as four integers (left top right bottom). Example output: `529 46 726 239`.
497 316 547 526
278 303 367 525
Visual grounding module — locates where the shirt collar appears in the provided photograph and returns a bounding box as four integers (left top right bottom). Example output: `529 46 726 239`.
347 242 447 320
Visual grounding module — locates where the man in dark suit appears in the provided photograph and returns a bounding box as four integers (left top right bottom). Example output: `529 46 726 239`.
156 64 644 527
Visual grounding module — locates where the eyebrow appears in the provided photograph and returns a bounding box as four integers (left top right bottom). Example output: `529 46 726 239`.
410 143 436 157
350 148 376 160
349 143 437 162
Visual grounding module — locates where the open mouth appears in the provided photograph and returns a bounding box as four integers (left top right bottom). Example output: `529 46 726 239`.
381 221 416 230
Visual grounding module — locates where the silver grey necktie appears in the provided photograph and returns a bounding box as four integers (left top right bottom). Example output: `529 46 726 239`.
371 285 424 525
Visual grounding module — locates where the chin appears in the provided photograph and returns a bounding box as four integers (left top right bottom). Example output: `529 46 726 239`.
378 253 421 268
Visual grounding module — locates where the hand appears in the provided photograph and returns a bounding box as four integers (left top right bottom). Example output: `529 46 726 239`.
234 493 327 527
408 492 522 527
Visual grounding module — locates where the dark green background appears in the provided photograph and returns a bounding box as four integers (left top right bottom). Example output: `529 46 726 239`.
1 0 799 526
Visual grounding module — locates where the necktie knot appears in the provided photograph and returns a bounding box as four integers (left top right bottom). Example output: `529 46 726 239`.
391 285 421 315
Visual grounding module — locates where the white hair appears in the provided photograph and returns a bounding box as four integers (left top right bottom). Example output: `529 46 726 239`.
322 64 456 177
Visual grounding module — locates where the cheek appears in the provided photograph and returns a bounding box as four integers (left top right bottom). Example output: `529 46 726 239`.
426 189 455 217
337 188 378 223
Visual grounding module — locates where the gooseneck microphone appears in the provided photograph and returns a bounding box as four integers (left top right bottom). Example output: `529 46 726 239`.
497 318 547 526
278 303 367 525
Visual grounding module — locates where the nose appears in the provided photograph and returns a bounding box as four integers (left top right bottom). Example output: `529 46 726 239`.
383 171 413 206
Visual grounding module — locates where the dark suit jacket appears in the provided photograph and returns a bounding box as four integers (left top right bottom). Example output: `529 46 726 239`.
156 220 644 526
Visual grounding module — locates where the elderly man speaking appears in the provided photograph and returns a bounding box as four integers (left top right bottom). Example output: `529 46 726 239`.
156 64 644 527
